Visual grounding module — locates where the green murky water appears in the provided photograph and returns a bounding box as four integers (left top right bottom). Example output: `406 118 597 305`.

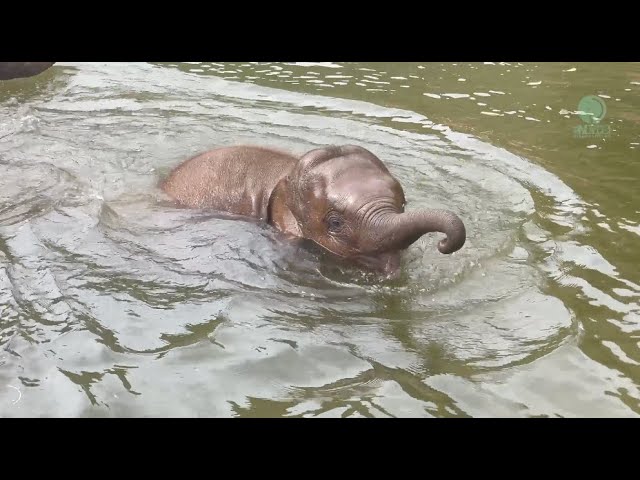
0 62 638 417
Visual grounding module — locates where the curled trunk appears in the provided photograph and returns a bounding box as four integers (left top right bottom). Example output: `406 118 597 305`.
378 209 466 254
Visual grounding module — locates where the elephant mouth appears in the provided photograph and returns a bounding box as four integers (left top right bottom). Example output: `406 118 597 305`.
310 240 403 280
353 251 402 280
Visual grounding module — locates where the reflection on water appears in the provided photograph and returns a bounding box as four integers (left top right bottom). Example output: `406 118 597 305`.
0 62 638 417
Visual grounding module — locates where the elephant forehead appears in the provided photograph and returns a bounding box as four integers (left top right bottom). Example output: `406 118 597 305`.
326 174 402 206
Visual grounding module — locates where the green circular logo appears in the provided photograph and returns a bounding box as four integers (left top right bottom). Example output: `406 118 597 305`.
578 95 607 124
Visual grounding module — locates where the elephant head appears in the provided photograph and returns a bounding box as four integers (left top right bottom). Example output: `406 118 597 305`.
280 145 466 278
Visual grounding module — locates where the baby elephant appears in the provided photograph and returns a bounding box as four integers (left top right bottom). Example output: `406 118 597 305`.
161 145 466 278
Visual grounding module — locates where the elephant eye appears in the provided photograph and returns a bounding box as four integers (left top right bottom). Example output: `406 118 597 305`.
327 215 344 232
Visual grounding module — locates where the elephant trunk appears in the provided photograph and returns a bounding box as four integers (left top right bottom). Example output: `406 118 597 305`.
378 209 466 254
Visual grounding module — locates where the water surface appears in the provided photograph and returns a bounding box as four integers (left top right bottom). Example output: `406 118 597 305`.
0 62 638 417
